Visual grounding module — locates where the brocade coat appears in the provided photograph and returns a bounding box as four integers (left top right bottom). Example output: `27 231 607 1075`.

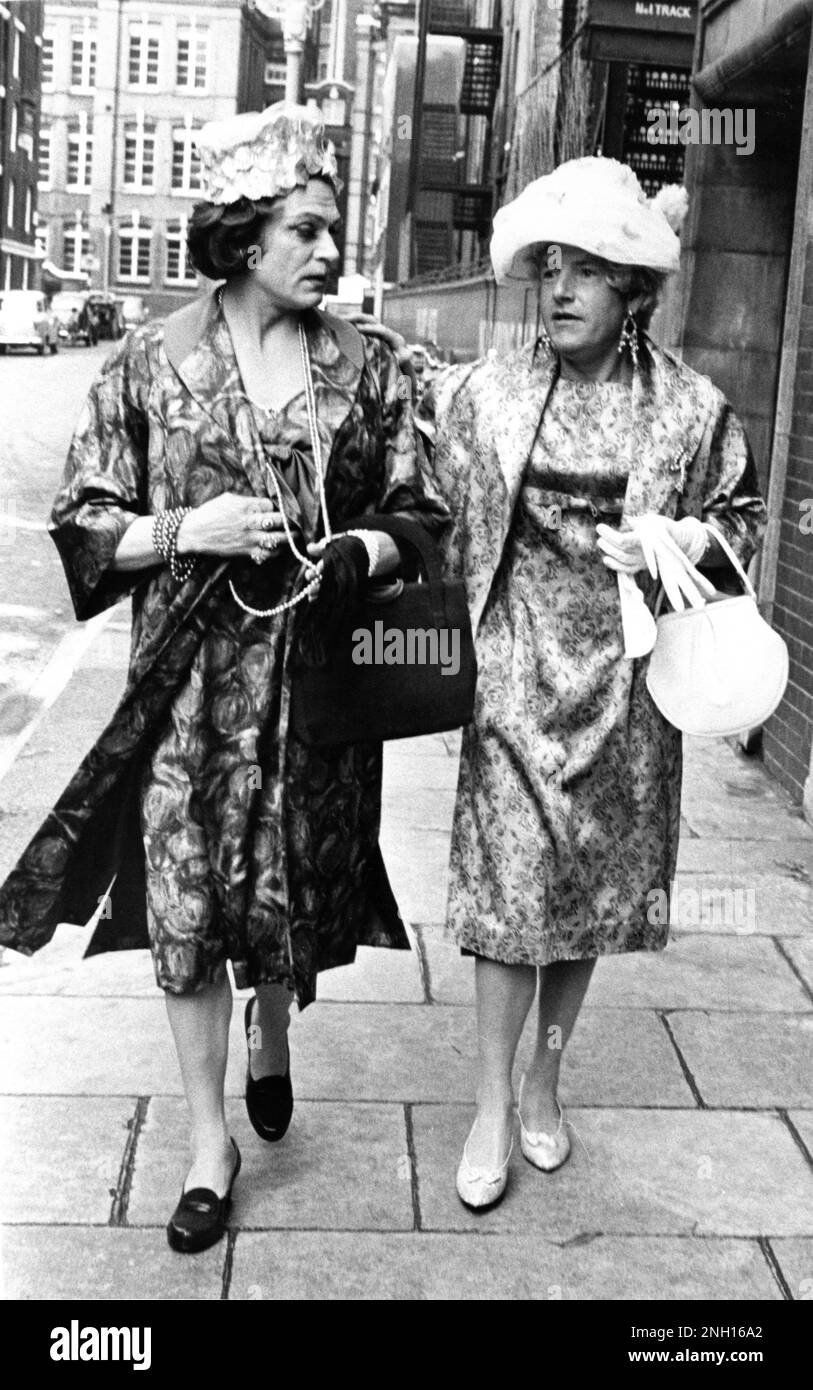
418 337 767 963
0 292 449 1005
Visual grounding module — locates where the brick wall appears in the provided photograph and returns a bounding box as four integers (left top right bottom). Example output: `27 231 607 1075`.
763 238 813 804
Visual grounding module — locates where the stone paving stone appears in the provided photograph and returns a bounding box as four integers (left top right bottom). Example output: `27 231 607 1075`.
668 1013 813 1108
421 928 811 1011
316 944 424 1002
127 1097 413 1232
782 937 813 995
290 1002 693 1105
0 1096 134 1223
787 1110 813 1159
0 1226 224 1299
769 1239 813 1301
0 995 276 1096
680 797 810 842
229 1230 779 1301
379 825 450 923
589 936 810 1011
0 931 159 996
666 874 813 937
412 1106 813 1237
419 927 474 1005
676 839 813 878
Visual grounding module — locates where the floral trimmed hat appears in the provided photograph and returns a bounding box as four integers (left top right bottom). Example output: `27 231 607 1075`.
196 102 341 205
490 156 689 283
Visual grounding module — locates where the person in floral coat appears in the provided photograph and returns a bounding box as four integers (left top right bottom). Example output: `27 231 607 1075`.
415 158 767 1211
0 104 448 1252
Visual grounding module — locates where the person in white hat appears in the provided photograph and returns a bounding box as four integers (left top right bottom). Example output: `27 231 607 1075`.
0 102 449 1253
412 156 767 1211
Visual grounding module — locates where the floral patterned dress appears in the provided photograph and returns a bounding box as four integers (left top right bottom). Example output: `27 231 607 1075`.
449 376 681 964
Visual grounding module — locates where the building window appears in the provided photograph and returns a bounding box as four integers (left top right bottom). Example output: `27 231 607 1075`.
71 27 97 89
38 126 51 188
35 219 49 262
176 27 208 90
63 216 90 274
12 29 19 80
24 187 32 233
118 218 152 282
9 105 17 153
128 23 160 87
7 181 15 229
123 119 156 188
165 220 197 284
171 125 202 192
42 32 54 85
67 118 93 190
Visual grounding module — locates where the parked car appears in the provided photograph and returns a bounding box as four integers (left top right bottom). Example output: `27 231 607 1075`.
51 291 99 346
0 290 60 355
120 295 149 331
86 293 126 340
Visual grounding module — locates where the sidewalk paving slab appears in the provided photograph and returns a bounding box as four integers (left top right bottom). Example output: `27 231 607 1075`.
787 1110 813 1158
411 1106 813 1238
0 1227 224 1300
229 1230 780 1301
675 838 813 876
0 1096 135 1225
127 1097 413 1232
419 928 812 1011
769 1240 813 1301
667 1014 813 1108
782 937 813 993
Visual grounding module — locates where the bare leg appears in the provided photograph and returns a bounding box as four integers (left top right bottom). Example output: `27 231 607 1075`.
520 958 597 1132
465 957 538 1168
165 962 235 1195
248 981 293 1078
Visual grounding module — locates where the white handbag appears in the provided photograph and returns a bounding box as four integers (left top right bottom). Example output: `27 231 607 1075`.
645 527 789 738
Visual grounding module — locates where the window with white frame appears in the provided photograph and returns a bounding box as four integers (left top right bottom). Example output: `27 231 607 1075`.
34 218 49 262
63 215 90 273
67 117 93 190
12 28 19 80
24 187 31 233
165 220 197 284
42 31 54 85
7 181 15 229
70 25 97 89
171 124 202 192
123 117 155 188
128 21 160 86
176 27 208 90
9 105 17 153
118 217 152 282
38 125 52 188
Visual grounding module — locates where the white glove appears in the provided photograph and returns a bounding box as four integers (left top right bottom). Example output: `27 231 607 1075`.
597 515 717 612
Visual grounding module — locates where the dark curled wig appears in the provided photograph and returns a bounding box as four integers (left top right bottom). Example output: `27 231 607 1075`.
187 196 279 281
603 263 666 332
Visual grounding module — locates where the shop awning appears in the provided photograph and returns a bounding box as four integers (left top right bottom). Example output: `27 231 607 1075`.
693 0 811 106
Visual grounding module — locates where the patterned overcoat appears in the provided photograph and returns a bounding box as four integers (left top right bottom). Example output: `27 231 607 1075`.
0 292 449 1005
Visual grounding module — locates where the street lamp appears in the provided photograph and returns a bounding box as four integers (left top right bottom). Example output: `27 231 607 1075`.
248 0 327 103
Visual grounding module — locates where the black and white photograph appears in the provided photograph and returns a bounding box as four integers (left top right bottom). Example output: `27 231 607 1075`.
0 0 811 1335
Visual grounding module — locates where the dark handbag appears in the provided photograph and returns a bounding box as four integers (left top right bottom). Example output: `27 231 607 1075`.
289 515 477 746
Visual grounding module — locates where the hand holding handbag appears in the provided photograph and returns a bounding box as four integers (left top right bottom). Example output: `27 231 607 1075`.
289 514 477 746
644 526 788 737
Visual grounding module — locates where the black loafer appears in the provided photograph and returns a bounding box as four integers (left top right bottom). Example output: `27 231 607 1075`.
245 997 294 1142
166 1139 241 1254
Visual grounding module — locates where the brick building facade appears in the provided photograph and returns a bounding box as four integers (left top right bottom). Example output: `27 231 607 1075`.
0 1 44 289
676 0 813 820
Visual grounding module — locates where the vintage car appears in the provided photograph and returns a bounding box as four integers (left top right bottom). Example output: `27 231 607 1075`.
0 290 60 355
51 291 99 346
86 293 126 340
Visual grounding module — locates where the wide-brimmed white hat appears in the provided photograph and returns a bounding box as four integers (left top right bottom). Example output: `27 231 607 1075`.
196 102 340 205
490 157 689 283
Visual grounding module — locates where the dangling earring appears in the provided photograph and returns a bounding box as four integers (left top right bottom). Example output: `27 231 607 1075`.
618 310 639 372
539 324 553 353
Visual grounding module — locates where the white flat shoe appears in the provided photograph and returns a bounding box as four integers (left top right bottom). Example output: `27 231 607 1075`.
517 1075 571 1173
456 1126 513 1211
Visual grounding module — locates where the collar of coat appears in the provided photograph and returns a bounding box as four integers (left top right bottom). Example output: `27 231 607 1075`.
159 287 366 506
468 334 722 521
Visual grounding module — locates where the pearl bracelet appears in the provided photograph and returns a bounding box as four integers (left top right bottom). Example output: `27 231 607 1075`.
343 529 381 579
152 507 196 584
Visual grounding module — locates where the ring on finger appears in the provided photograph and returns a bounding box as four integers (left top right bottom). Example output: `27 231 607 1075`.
251 547 265 565
261 516 277 532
